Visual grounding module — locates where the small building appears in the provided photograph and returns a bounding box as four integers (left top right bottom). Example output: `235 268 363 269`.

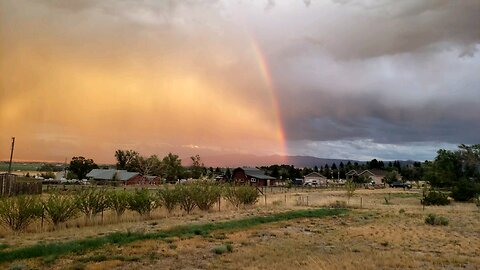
303 172 328 186
346 170 384 185
86 169 143 185
232 167 277 187
145 175 162 185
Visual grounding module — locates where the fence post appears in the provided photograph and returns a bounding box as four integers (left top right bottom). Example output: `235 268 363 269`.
264 194 267 205
360 197 363 209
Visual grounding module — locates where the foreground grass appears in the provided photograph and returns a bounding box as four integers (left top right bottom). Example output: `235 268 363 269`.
0 208 346 264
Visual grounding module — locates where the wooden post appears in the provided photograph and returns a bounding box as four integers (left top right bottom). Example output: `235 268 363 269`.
218 196 221 212
264 194 267 205
284 194 287 205
7 137 15 174
360 197 363 209
306 196 309 206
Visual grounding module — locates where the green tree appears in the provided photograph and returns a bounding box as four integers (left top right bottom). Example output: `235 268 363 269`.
69 156 98 180
383 170 400 184
136 155 162 176
225 168 232 181
162 153 184 183
190 155 205 179
115 150 140 171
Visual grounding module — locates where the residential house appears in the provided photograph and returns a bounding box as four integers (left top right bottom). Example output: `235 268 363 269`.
346 169 385 185
232 167 278 187
303 172 328 186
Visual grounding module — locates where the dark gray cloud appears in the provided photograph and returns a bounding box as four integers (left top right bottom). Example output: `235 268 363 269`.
2 0 479 161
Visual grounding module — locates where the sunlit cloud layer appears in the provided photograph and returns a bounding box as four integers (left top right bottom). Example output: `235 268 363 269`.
1 0 479 163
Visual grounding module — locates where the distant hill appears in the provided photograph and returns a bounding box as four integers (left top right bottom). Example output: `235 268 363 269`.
200 154 363 168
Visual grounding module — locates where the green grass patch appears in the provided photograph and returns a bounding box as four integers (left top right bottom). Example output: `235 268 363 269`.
0 208 346 264
0 243 10 250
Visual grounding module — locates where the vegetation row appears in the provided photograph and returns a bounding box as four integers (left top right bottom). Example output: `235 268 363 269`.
0 182 260 233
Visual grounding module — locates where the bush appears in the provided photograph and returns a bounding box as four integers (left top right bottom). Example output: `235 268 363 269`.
223 185 259 208
328 200 347 209
75 189 108 221
175 184 197 214
106 190 130 218
191 182 222 211
425 214 449 226
157 187 179 214
0 195 42 232
450 180 480 202
43 193 79 228
212 244 232 255
421 190 450 206
127 189 159 217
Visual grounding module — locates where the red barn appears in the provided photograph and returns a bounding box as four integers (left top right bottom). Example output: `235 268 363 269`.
232 167 276 187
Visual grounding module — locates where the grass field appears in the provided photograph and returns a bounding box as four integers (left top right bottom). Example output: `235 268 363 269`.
1 188 479 270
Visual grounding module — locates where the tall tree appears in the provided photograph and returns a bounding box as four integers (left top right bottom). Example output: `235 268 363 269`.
115 150 139 171
162 153 183 183
69 156 98 179
136 155 162 176
190 155 205 179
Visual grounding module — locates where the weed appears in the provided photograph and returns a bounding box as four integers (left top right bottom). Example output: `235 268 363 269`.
212 245 229 254
425 214 449 226
328 201 347 208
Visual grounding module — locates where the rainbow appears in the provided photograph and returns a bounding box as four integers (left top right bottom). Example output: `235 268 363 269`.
248 37 288 159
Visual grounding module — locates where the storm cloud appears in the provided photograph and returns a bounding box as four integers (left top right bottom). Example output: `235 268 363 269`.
1 0 479 162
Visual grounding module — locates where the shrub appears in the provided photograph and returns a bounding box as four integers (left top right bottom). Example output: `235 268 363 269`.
212 244 232 255
425 213 449 226
223 185 259 208
421 190 450 206
0 195 43 232
175 184 196 214
106 190 130 218
191 182 222 211
76 189 108 221
328 200 347 208
43 193 79 228
450 180 480 202
127 189 159 217
157 187 179 214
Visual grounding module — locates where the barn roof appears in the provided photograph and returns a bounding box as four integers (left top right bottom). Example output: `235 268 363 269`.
242 168 276 180
86 169 139 181
304 172 326 178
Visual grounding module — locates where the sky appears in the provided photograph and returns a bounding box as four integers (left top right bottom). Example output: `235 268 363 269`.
1 0 479 164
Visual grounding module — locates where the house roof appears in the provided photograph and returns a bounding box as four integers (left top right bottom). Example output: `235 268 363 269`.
242 168 276 180
346 170 358 176
304 172 326 178
358 170 375 176
145 175 160 181
86 169 139 181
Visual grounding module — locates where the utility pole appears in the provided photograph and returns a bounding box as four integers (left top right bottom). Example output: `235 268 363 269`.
8 137 15 174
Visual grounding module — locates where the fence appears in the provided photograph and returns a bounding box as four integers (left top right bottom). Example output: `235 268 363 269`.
0 174 42 196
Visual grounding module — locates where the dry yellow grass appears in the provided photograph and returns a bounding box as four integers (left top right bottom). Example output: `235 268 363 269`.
2 188 479 270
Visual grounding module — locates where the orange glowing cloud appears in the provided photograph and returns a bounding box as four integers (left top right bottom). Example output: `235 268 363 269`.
0 1 286 163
